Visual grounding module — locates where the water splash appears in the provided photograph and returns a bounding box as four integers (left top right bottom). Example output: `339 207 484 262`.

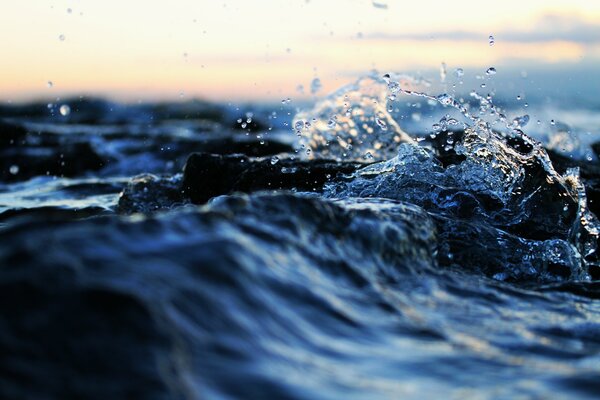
295 72 599 281
294 74 413 161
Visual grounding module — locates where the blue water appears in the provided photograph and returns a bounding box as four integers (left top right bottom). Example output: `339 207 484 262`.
1 76 600 399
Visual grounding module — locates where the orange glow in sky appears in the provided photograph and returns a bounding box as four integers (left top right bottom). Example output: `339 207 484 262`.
1 0 600 102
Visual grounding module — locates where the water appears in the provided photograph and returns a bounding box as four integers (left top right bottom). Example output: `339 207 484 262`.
1 77 600 399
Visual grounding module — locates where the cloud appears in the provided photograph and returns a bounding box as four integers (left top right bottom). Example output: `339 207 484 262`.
367 13 600 45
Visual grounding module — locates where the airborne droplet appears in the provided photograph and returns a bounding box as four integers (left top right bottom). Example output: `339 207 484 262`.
59 105 71 116
440 62 447 82
488 35 495 46
375 117 388 131
486 67 497 76
512 114 530 128
310 78 322 95
436 93 453 106
387 81 400 94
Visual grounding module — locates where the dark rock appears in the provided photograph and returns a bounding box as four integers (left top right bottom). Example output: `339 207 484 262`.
0 119 28 147
182 153 364 204
1 141 110 182
0 119 112 181
592 142 600 160
199 138 294 157
117 174 186 215
546 149 600 218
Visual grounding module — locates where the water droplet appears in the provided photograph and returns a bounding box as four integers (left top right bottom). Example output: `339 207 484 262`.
236 118 242 123
486 67 497 76
47 81 53 88
440 62 447 82
436 93 453 106
454 68 464 78
270 156 279 165
512 114 530 128
382 73 391 83
550 119 556 126
364 151 374 160
59 34 65 41
387 81 400 94
59 104 71 116
372 1 388 9
327 116 337 128
294 120 305 131
9 165 19 175
375 117 388 131
241 122 247 129
310 77 322 95
488 35 495 46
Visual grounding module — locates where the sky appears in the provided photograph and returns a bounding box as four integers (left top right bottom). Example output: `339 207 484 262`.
1 0 600 102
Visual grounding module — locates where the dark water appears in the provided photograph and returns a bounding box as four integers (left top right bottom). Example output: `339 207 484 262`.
1 79 600 399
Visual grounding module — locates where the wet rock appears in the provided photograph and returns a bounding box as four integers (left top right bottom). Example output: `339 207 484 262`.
1 141 109 182
0 119 28 147
546 149 600 218
0 119 112 182
182 153 364 204
591 142 600 160
117 174 186 215
198 138 293 157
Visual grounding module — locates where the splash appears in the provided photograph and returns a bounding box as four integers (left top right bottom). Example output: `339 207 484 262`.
294 72 600 281
294 74 415 161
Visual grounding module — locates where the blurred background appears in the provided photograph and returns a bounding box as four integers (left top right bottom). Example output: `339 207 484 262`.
1 0 600 103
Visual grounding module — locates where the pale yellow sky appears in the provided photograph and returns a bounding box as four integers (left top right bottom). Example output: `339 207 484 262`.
1 0 600 101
